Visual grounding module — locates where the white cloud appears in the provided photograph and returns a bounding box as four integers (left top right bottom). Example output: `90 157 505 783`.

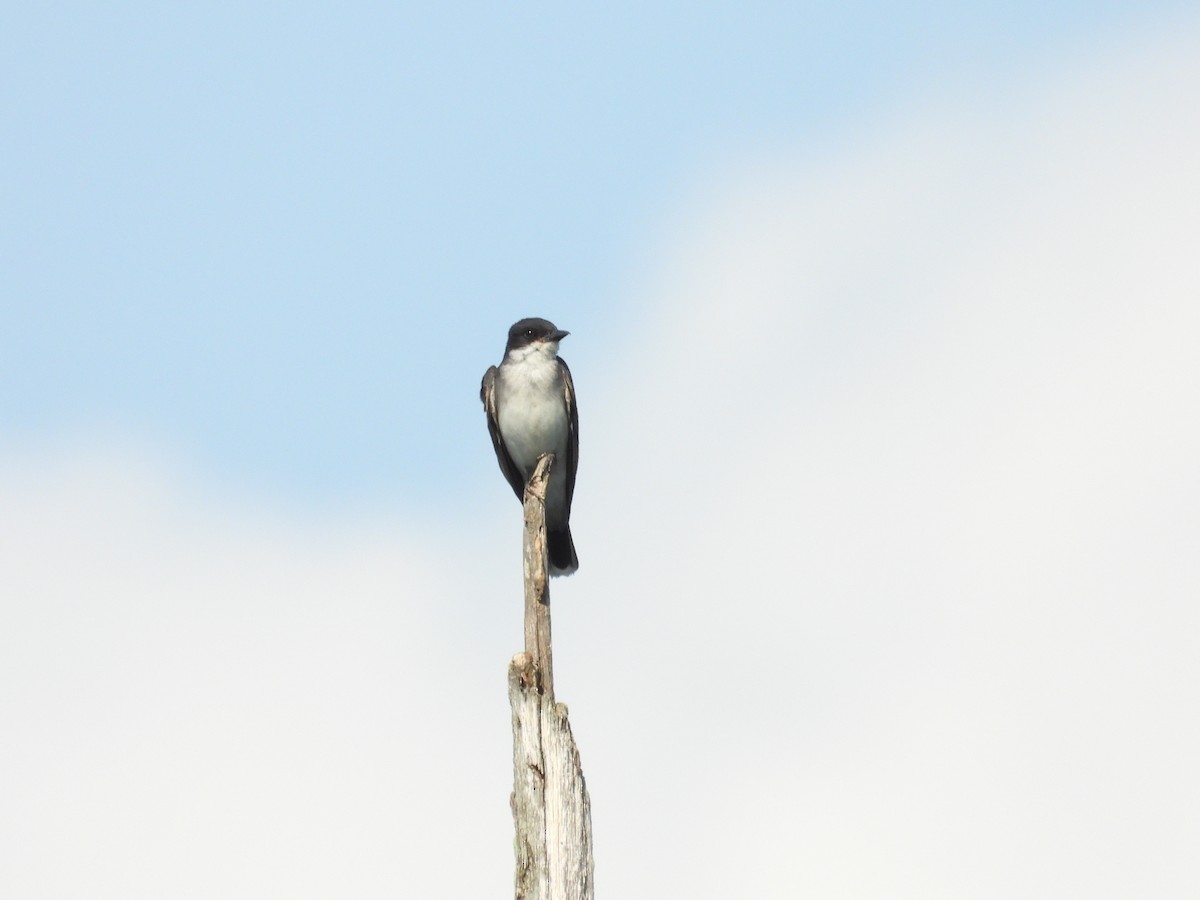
565 17 1200 900
4 15 1200 899
0 441 517 898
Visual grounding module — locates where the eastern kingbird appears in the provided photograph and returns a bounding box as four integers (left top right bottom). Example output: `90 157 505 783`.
481 317 579 576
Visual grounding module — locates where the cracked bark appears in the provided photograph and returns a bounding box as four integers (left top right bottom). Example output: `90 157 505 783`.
509 454 594 900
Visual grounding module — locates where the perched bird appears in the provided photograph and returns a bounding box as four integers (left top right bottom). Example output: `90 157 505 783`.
481 317 579 576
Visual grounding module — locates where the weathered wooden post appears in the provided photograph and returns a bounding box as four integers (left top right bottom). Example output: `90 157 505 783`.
509 453 594 900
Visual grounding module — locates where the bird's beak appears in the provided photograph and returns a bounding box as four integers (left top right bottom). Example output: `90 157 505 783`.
547 329 570 343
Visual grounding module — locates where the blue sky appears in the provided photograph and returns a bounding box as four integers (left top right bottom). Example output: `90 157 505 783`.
4 5 1200 897
2 0 1187 508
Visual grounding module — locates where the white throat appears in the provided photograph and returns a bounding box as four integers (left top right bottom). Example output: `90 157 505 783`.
507 340 560 365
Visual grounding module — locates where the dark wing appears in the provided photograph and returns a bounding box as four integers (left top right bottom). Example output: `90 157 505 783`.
480 365 526 501
558 358 579 518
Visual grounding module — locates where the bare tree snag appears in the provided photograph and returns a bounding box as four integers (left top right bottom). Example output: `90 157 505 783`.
509 453 594 900
522 454 555 698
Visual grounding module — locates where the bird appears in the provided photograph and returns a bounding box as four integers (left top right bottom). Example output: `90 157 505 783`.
481 317 579 576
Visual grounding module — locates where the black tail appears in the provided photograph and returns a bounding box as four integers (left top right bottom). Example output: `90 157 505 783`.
547 526 579 576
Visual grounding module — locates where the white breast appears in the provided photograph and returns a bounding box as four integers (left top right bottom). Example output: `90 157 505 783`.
496 347 569 474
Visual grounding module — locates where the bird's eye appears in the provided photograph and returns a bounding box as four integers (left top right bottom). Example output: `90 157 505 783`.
525 328 536 337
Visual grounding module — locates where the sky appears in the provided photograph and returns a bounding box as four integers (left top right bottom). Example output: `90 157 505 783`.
3 2 1199 898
